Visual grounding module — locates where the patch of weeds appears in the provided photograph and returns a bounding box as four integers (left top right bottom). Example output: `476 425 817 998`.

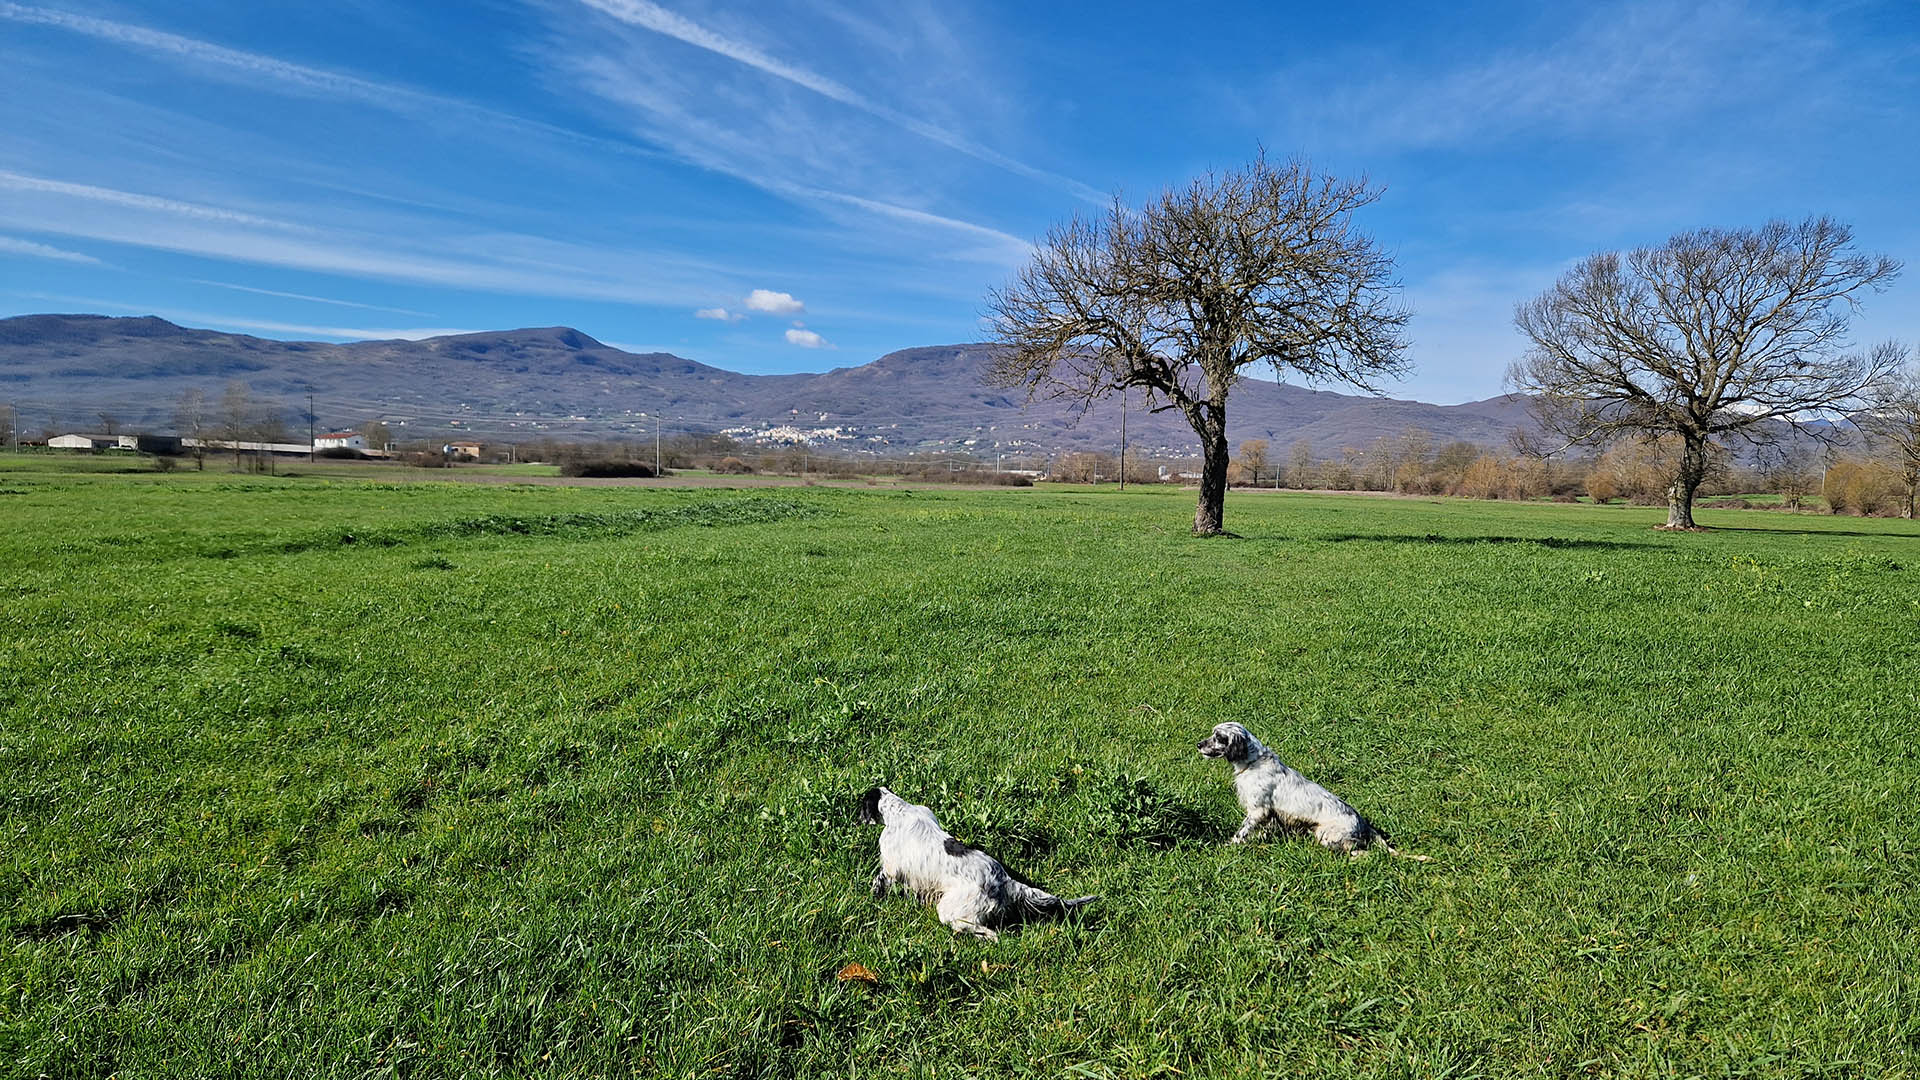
1094 771 1216 849
761 777 846 856
190 496 837 558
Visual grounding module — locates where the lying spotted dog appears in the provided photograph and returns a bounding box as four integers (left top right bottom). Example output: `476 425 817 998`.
856 786 1095 940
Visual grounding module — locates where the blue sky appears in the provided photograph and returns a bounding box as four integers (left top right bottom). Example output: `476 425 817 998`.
2 0 1916 403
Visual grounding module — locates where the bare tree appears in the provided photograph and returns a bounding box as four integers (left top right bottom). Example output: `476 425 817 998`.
1237 439 1269 486
219 381 253 468
1510 217 1901 529
987 154 1409 535
1855 345 1920 518
1754 439 1817 512
1287 438 1313 489
172 388 211 470
253 407 290 476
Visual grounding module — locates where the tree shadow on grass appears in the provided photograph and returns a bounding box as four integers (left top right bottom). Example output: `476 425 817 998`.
1700 524 1920 540
1316 532 1660 551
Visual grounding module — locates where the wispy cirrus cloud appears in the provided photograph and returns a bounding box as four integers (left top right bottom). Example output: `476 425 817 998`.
0 234 102 264
1271 1 1839 152
189 279 436 318
572 0 1101 204
2 3 414 106
0 1 672 166
193 317 482 341
0 169 737 308
9 0 1038 279
564 53 1034 263
694 306 744 321
0 169 296 230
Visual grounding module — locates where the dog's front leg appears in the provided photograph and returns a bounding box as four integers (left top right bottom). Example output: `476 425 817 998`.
946 918 999 942
1229 813 1262 844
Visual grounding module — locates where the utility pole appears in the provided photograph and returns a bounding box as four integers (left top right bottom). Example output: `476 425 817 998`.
306 386 316 461
654 414 662 477
1119 387 1128 491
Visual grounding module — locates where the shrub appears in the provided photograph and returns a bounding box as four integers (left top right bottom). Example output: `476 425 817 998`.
1459 456 1506 499
318 447 365 459
150 454 178 473
1824 460 1899 516
715 456 754 474
403 451 449 468
560 459 657 478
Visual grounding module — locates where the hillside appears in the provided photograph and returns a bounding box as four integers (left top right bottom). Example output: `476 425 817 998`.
0 314 1534 455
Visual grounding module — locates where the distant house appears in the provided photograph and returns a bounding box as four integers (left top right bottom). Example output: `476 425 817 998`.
49 433 129 450
444 441 483 461
314 431 367 451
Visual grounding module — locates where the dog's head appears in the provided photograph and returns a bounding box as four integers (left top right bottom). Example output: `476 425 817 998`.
1197 722 1255 763
855 786 886 825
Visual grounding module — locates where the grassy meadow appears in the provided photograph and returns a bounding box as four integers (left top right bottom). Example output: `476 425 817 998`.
2 456 1917 1078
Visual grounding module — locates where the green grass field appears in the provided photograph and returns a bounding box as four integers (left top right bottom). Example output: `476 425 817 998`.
3 457 1916 1078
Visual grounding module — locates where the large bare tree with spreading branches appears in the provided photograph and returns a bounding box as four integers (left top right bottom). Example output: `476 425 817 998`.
986 155 1409 536
1510 217 1901 529
1856 346 1920 519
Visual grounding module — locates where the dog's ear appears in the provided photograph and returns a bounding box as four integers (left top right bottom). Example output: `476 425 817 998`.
1225 728 1248 759
856 787 883 825
943 837 972 857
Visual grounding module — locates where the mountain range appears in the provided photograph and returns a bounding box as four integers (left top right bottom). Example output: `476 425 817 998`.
0 314 1535 457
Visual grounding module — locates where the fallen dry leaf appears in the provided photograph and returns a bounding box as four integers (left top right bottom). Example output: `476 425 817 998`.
836 962 879 984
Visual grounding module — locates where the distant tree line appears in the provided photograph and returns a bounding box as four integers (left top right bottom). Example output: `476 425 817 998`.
1216 422 1917 517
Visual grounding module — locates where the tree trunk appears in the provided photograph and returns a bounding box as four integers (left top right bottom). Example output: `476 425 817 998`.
1192 404 1229 536
1663 434 1707 529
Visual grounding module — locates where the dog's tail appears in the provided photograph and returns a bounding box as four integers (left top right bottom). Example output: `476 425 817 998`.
1010 881 1098 918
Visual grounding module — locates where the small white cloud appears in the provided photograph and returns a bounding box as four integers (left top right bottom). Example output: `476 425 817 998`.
745 288 805 316
695 306 744 321
785 328 829 348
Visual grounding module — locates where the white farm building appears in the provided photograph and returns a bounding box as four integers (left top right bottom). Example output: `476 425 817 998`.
49 433 136 450
314 431 367 451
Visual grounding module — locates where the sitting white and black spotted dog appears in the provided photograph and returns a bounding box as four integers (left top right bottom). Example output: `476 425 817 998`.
857 786 1096 940
1198 722 1430 859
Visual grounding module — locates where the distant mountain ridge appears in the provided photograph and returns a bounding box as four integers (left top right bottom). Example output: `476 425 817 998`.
0 314 1536 455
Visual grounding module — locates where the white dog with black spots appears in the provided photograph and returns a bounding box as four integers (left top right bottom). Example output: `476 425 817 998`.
857 786 1096 940
1198 722 1429 859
